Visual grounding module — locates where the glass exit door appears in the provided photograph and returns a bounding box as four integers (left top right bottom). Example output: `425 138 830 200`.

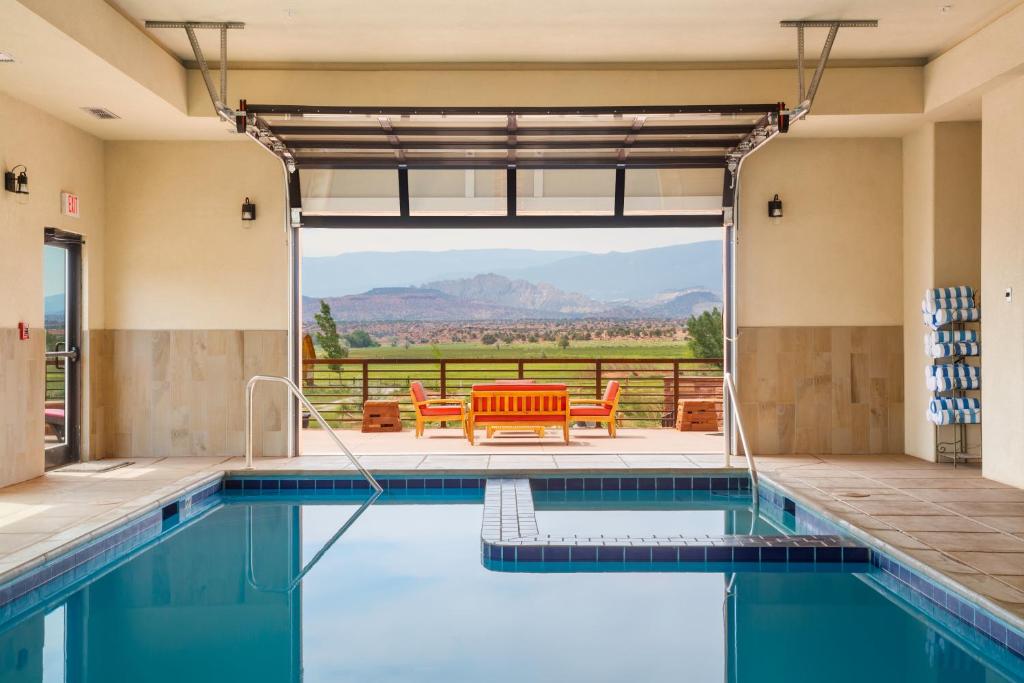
44 228 82 469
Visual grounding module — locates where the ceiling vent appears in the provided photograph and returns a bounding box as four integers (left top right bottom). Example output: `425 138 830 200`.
81 107 120 120
0 52 14 63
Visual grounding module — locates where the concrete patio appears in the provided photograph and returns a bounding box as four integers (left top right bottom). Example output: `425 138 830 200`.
300 427 726 456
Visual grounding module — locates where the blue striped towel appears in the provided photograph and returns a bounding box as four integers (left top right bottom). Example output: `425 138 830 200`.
928 408 981 425
925 286 975 300
927 364 980 379
925 330 977 345
929 397 981 413
927 375 980 392
928 342 980 358
923 308 980 329
921 297 975 314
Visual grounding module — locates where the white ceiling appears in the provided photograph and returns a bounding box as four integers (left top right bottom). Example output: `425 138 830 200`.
119 0 1023 64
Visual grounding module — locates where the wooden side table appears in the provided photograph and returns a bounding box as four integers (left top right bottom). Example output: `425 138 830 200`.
362 400 402 432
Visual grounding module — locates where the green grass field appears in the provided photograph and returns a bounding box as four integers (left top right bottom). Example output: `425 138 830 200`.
342 338 696 360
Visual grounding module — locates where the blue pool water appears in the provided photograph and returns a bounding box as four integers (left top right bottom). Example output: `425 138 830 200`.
1 487 1022 683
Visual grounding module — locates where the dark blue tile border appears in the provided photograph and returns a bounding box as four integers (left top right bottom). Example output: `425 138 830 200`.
870 550 1024 661
529 475 751 493
222 475 487 494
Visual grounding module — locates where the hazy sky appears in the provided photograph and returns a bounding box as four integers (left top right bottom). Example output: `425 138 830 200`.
302 227 721 256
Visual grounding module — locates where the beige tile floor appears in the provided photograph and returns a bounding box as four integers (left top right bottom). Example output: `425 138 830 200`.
3 449 1024 629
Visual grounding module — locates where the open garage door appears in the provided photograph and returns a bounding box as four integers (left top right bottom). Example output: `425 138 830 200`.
236 103 788 457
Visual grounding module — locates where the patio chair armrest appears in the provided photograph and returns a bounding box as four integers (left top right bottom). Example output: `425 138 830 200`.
422 398 465 406
569 399 610 406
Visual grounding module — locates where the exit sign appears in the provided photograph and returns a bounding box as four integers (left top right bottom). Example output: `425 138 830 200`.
61 192 79 218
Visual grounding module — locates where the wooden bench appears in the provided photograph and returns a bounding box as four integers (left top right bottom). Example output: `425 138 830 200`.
467 384 570 445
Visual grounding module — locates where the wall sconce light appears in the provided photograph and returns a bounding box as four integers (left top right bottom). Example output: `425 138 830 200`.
768 193 783 224
4 165 28 194
241 197 256 221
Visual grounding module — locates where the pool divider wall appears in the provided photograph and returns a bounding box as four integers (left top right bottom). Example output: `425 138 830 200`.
481 477 869 570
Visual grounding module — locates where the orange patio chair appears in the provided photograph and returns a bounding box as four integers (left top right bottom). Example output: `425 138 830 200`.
569 380 622 437
409 381 468 438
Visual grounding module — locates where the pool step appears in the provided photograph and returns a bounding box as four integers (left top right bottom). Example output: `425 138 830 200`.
481 478 870 572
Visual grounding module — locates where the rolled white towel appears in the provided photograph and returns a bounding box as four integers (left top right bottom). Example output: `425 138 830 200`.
925 286 974 301
927 375 980 392
928 342 980 358
924 308 980 329
927 408 981 425
921 297 974 314
929 397 981 413
926 364 980 379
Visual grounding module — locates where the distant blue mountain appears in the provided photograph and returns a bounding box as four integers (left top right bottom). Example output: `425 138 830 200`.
496 241 723 301
302 242 722 302
44 293 65 317
301 249 584 297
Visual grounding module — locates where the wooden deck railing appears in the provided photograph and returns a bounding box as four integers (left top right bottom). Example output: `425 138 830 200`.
301 356 723 428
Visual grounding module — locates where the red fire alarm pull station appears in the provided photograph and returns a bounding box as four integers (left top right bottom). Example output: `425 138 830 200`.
18 322 29 340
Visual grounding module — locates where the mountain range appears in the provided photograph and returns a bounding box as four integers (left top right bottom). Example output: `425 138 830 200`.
302 241 723 323
303 276 720 323
302 241 721 301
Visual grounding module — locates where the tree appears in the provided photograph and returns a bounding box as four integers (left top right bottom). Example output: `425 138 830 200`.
687 308 724 358
313 300 347 360
344 329 379 348
557 335 570 349
481 333 498 345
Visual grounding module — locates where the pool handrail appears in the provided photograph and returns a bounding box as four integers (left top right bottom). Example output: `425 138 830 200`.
723 372 759 506
244 488 381 594
244 374 382 493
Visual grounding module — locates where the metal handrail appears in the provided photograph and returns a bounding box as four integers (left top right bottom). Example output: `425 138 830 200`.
244 489 381 594
723 372 759 501
244 374 382 492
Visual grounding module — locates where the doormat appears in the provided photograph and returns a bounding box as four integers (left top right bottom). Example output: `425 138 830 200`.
57 461 135 473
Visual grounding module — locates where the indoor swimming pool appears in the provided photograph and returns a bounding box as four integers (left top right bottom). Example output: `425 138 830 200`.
0 477 1021 682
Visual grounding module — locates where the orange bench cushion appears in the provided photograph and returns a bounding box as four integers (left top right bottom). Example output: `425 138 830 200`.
419 406 462 417
570 406 612 417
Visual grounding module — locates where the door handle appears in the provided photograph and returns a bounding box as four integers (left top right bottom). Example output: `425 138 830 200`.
45 343 79 370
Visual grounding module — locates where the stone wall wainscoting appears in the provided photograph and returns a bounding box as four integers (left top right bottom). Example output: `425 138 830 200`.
737 326 904 455
88 330 288 459
0 329 45 487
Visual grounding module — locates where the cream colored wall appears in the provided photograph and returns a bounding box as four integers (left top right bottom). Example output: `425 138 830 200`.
104 142 289 330
901 124 936 460
737 138 904 327
980 76 1024 488
0 91 106 485
98 141 291 458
